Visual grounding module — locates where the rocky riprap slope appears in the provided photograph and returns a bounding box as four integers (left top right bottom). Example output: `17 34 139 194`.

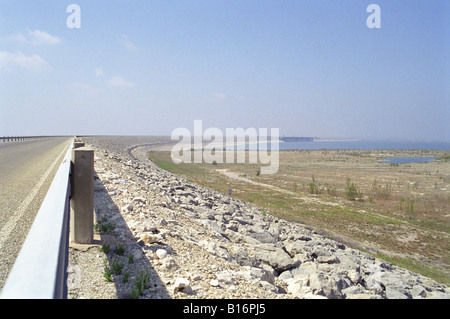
67 137 449 299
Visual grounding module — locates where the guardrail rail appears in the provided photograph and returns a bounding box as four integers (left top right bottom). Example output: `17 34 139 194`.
1 136 51 142
0 138 74 299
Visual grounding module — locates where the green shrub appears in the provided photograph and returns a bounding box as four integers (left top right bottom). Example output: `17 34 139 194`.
400 198 416 218
309 182 319 194
345 179 363 201
114 243 125 256
130 270 151 299
95 217 115 234
100 241 110 254
370 180 392 201
109 258 124 275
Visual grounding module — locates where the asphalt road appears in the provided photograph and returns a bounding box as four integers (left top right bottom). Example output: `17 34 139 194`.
0 137 72 289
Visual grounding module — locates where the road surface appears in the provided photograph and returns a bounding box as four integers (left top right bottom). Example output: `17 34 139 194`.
0 137 72 289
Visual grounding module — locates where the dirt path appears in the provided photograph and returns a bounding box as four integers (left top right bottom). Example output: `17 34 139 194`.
216 169 347 208
215 169 426 226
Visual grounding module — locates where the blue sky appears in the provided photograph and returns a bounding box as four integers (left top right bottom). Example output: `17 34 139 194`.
0 1 448 141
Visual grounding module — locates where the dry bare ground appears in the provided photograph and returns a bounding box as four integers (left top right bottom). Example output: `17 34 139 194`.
148 148 450 284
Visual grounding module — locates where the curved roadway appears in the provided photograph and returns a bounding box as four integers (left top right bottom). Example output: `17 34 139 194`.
0 137 72 289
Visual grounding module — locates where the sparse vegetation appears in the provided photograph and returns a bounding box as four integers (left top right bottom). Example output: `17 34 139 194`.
103 264 113 282
102 257 125 283
95 216 115 233
324 184 337 197
308 182 320 194
130 270 151 299
146 148 450 284
344 178 363 201
100 241 110 254
109 258 124 276
369 179 392 202
123 270 130 283
114 243 125 256
400 198 416 218
436 154 450 162
96 225 154 295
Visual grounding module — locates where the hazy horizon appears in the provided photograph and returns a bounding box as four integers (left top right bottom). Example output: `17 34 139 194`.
1 1 449 142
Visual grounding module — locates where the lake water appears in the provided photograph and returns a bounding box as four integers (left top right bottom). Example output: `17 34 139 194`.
256 140 447 164
225 139 450 152
380 157 436 164
225 140 449 167
278 140 450 151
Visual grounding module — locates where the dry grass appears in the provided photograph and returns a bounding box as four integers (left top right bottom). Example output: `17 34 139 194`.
147 149 450 284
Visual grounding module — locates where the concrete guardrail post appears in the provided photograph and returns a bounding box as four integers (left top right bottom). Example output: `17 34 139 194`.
74 141 85 149
70 146 94 244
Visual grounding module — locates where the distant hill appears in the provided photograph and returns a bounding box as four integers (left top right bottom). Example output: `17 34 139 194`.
280 136 313 142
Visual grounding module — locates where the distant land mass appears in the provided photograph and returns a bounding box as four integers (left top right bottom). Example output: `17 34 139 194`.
280 136 314 142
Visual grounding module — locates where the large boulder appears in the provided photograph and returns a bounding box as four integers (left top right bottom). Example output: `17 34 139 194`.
254 244 297 273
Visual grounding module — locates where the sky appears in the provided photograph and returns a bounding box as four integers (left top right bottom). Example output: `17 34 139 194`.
0 0 449 141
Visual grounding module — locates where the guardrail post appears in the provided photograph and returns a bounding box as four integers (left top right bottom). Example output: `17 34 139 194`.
70 146 94 244
74 141 85 149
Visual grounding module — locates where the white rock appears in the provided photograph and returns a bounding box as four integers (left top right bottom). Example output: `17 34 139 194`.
216 271 235 286
121 204 133 213
156 249 168 259
133 196 147 204
173 278 192 294
161 257 178 271
286 277 312 298
140 234 161 245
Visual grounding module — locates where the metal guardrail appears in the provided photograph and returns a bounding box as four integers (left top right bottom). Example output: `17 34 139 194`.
1 136 72 142
1 136 48 142
0 139 74 299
